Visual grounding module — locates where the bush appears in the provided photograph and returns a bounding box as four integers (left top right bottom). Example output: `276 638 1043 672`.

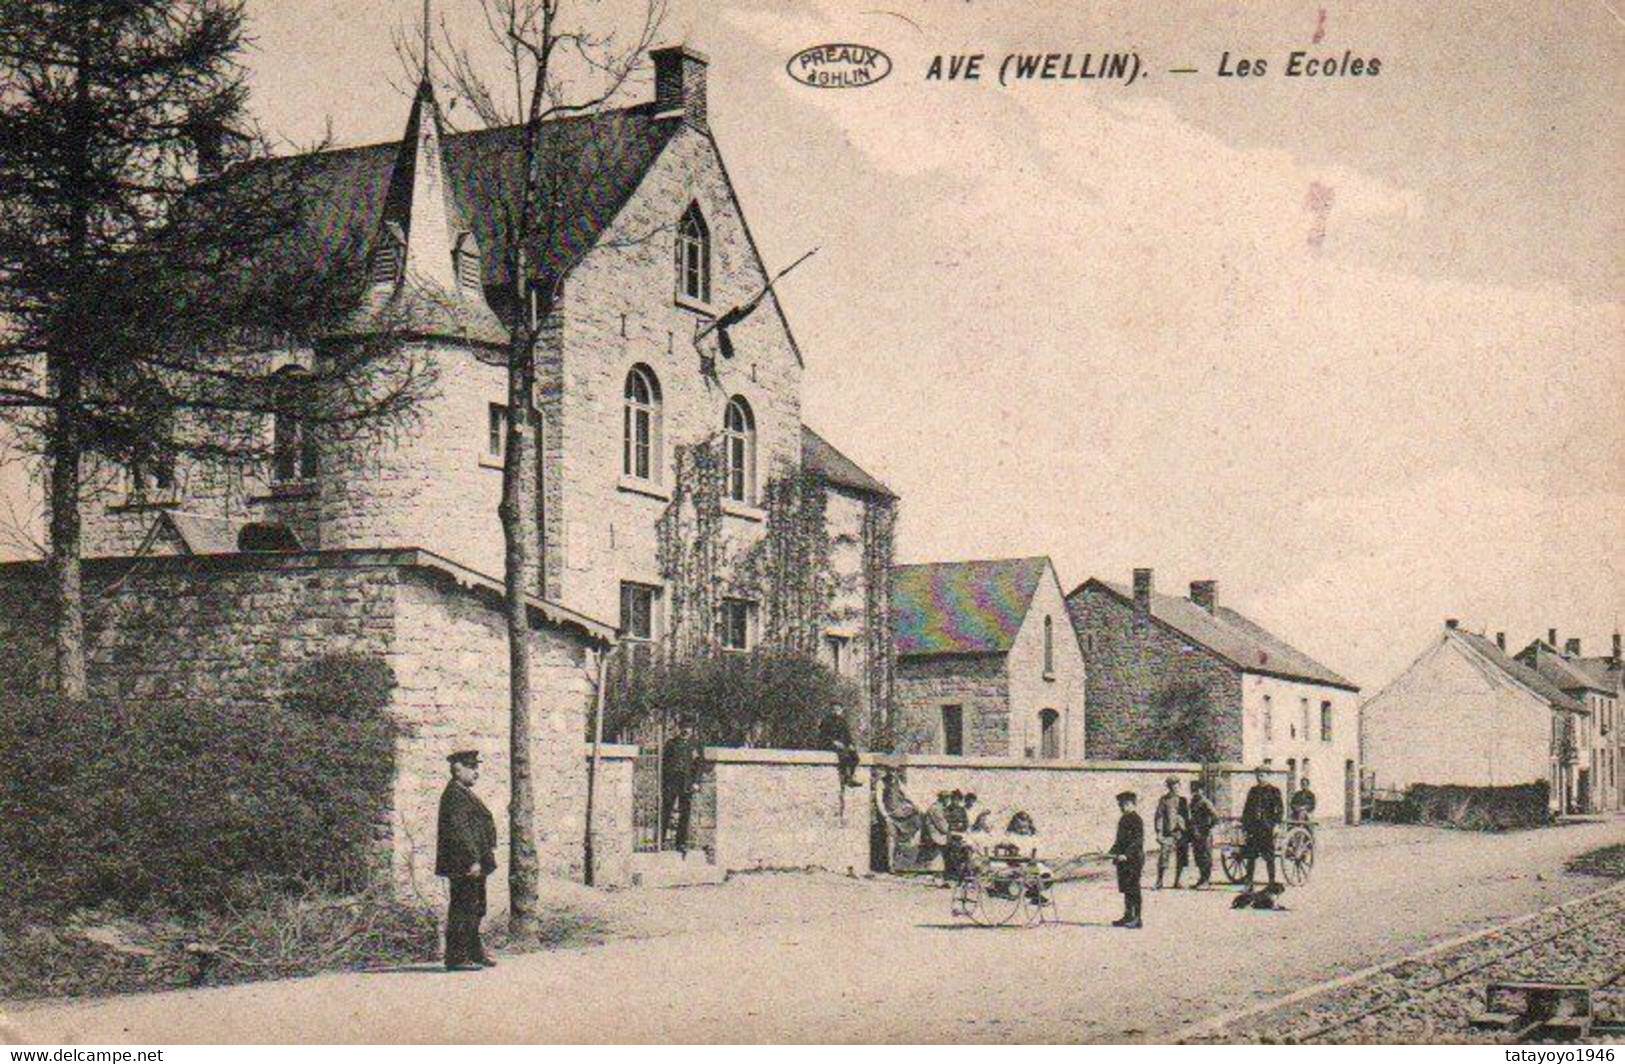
1407 782 1551 831
606 648 860 747
0 656 399 918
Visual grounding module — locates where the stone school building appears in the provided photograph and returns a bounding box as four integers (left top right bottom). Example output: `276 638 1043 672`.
0 46 898 899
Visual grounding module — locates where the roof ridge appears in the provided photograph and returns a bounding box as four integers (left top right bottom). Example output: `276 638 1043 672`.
896 555 1051 570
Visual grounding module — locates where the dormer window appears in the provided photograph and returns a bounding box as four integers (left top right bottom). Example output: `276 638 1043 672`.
454 232 483 294
676 203 710 305
371 223 405 287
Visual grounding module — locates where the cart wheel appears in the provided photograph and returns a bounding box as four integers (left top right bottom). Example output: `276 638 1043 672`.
1282 827 1314 886
969 870 1030 926
1220 847 1246 884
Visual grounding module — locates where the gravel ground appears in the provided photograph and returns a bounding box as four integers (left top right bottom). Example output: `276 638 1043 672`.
1199 883 1625 1044
9 817 1625 1043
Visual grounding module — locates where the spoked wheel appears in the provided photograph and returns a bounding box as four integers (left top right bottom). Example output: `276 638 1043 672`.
1220 846 1246 884
962 870 1030 926
1281 826 1314 886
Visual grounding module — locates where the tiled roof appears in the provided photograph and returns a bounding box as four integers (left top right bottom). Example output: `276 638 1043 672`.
801 426 895 499
1078 579 1359 691
893 557 1051 657
230 103 683 332
1455 630 1587 713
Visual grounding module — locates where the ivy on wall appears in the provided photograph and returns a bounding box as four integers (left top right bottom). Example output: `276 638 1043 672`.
861 498 898 745
654 438 724 662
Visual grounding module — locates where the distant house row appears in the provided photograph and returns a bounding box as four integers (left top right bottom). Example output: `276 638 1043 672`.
1363 623 1623 814
890 559 1361 822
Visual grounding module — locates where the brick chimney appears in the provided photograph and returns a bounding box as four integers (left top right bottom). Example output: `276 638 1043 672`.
1495 631 1506 651
1614 632 1621 662
1189 580 1217 613
1565 637 1582 656
1445 618 1459 630
1548 628 1558 648
1132 568 1153 614
653 45 708 129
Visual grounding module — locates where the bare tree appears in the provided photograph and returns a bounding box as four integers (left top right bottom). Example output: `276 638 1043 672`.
407 0 663 939
0 0 431 699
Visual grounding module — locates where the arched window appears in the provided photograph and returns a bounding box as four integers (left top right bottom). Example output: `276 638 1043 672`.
271 367 318 484
723 396 755 504
453 232 483 294
1043 615 1055 676
1039 709 1061 759
622 365 662 482
675 203 710 304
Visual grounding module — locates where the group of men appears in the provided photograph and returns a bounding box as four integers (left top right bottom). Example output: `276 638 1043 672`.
1106 767 1316 928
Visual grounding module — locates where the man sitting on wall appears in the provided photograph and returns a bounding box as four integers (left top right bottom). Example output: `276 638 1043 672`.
819 706 863 788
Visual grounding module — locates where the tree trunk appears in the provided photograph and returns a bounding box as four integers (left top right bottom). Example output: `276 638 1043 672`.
501 324 541 939
46 354 87 702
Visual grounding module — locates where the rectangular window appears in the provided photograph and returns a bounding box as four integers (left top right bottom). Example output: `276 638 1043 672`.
619 582 658 642
1301 697 1311 742
825 634 850 675
942 705 964 756
487 404 509 461
1263 694 1274 742
1321 701 1334 741
720 598 754 651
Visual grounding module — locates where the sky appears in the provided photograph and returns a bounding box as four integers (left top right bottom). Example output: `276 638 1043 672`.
3 0 1620 691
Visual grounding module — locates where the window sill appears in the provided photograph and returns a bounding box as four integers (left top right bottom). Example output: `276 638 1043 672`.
618 476 671 502
109 496 178 514
251 481 316 502
674 293 717 317
722 499 765 523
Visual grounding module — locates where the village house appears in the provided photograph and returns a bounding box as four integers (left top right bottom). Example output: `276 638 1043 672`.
1 46 898 891
1570 635 1624 813
891 557 1086 759
1065 569 1362 823
1361 622 1590 814
1514 632 1621 812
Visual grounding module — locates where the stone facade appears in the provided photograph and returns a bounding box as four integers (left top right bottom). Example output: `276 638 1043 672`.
0 551 608 909
896 654 1010 755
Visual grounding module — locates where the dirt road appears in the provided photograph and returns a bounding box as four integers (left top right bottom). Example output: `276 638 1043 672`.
7 818 1623 1043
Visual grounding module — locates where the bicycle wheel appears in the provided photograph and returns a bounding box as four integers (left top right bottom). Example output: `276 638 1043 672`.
1220 845 1246 884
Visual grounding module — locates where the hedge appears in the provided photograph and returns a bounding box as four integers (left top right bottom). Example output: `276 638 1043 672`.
0 653 398 918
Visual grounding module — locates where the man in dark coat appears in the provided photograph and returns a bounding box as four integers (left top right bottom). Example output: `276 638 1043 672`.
1108 790 1144 928
819 706 862 787
1290 778 1318 822
1187 779 1218 887
435 750 498 971
1241 766 1284 891
661 717 700 853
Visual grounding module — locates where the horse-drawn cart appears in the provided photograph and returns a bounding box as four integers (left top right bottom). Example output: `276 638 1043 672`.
1215 818 1315 886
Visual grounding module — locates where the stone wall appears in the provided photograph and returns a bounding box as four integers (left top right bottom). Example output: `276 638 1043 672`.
1067 583 1245 762
0 551 606 911
878 754 1285 861
585 743 639 888
706 748 871 875
895 654 1009 756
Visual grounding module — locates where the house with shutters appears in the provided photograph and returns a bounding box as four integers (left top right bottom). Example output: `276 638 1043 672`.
1065 569 1362 822
1 44 900 889
1362 622 1591 814
1514 631 1620 812
891 557 1085 759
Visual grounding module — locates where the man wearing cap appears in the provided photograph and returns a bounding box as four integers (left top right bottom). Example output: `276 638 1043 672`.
1290 778 1318 823
1187 779 1218 887
819 706 863 788
436 750 498 971
1153 776 1190 889
1241 766 1284 891
1108 790 1145 928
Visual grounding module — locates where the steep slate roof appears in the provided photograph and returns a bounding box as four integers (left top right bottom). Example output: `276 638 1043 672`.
893 557 1050 657
232 101 683 330
1572 656 1624 694
1515 640 1614 695
1081 579 1359 691
1455 630 1587 713
801 426 895 499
